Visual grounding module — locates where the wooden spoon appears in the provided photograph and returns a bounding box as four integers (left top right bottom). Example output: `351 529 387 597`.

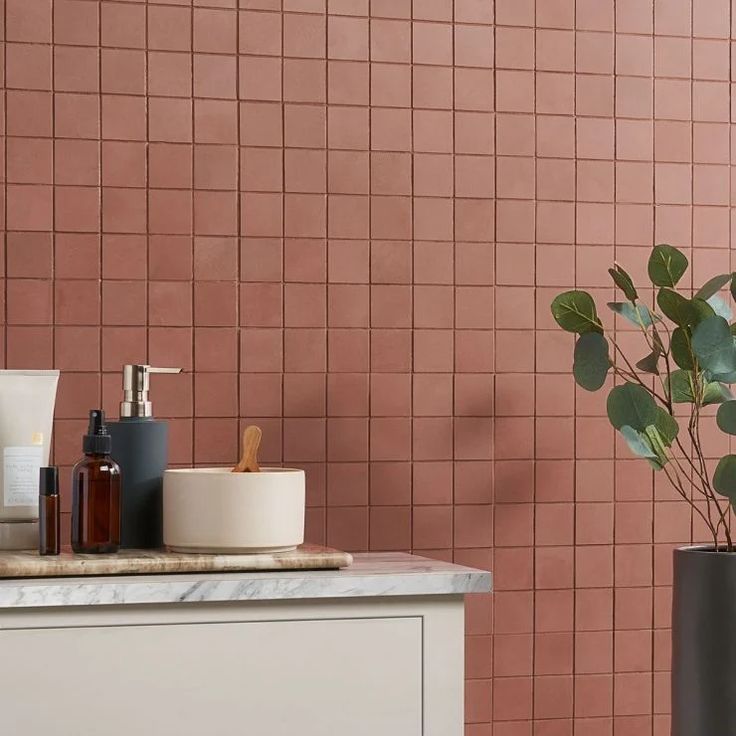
233 425 262 473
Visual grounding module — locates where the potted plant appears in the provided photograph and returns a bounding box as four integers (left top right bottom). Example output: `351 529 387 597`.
550 244 736 736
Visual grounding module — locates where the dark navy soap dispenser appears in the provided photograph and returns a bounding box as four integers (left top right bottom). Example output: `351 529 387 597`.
108 365 181 549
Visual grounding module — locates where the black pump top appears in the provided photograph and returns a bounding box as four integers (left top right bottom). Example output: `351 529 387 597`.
39 466 59 496
83 409 112 455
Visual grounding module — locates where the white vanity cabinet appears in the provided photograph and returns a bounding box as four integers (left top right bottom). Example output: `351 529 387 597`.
0 553 490 736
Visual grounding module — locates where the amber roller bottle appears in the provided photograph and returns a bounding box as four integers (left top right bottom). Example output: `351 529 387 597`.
39 466 60 556
71 410 121 554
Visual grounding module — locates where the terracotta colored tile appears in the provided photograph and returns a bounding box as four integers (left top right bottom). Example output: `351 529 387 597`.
148 52 192 97
8 91 53 138
655 0 690 36
102 3 145 49
196 328 238 372
326 507 368 552
6 42 52 91
369 107 412 153
102 281 147 326
7 138 53 185
193 54 237 99
101 95 147 142
148 5 191 51
329 328 369 372
54 0 98 45
327 374 368 417
241 10 283 55
7 184 53 231
149 281 193 327
194 418 238 464
54 279 98 326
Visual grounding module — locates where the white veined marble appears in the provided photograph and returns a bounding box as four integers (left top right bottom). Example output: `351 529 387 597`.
0 552 492 609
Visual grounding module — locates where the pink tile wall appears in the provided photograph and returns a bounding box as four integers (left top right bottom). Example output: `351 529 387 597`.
1 0 731 731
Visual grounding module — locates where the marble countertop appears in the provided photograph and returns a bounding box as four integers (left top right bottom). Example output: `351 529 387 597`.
0 552 491 610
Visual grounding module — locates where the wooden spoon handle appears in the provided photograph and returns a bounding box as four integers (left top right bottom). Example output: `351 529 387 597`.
233 425 262 473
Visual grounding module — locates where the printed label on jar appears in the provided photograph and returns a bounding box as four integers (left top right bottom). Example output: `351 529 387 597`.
4 446 43 507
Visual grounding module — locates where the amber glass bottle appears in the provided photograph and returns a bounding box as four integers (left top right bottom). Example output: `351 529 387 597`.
72 410 121 554
39 466 60 556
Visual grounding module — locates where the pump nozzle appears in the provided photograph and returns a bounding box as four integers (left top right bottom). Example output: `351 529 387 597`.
120 365 182 418
83 409 112 454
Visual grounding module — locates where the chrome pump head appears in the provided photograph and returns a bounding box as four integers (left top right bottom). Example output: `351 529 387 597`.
120 365 181 418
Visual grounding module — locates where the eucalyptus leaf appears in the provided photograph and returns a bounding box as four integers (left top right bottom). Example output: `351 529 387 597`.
620 425 658 461
708 370 736 384
607 302 656 328
697 273 732 300
573 333 610 391
607 383 658 431
692 316 736 376
731 273 736 303
648 244 689 288
608 264 638 302
656 288 693 327
714 454 736 503
690 298 716 325
653 407 679 446
550 290 603 334
670 327 694 370
643 425 668 468
717 401 736 435
704 382 734 405
635 350 660 375
667 369 696 404
708 294 733 322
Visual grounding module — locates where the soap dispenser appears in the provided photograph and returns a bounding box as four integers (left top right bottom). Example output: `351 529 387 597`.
108 365 181 549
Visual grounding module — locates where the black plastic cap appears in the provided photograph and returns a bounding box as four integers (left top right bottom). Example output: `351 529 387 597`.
83 409 112 455
39 466 59 496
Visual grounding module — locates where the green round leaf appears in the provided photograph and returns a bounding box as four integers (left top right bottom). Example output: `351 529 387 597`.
551 291 603 334
714 454 736 501
689 297 716 326
608 265 638 302
692 315 736 377
648 244 689 288
670 327 694 370
656 288 694 327
667 369 696 404
643 425 668 468
607 302 656 327
696 273 732 300
573 333 610 391
653 407 679 446
717 401 736 435
704 382 733 405
620 425 662 469
607 383 657 431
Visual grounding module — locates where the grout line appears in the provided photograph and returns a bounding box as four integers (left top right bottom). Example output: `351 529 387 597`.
320 1 327 546
189 0 196 465
490 0 498 724
236 0 243 450
649 2 658 732
144 0 150 370
366 2 373 550
95 0 102 393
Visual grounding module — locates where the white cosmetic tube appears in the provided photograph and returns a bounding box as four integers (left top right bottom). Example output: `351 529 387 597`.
0 370 59 522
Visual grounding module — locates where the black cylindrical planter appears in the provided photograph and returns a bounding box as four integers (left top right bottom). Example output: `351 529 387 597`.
672 546 736 735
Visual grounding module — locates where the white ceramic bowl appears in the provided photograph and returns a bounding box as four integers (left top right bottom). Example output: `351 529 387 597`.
163 467 305 553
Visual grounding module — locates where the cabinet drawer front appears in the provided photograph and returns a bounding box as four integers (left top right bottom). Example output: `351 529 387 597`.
1 617 422 736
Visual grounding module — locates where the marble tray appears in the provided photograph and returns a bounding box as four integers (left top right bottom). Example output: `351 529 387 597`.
0 544 352 579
